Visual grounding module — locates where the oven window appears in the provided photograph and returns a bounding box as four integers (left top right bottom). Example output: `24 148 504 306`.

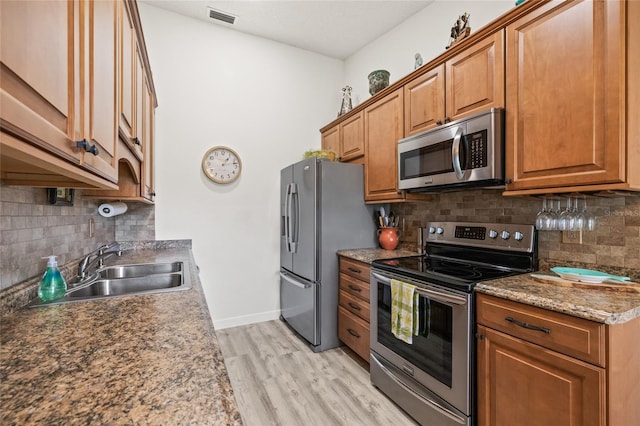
377 282 453 387
400 139 454 179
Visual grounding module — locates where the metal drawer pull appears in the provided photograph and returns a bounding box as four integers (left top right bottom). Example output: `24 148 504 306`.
347 328 360 338
347 285 362 292
505 316 551 334
347 267 362 274
348 302 361 311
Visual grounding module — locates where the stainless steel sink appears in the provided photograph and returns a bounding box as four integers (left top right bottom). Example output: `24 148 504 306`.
68 274 183 298
98 262 183 279
30 261 191 306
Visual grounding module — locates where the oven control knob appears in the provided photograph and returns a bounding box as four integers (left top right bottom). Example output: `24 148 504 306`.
501 230 511 240
428 226 436 234
488 230 498 239
436 227 444 235
514 231 524 241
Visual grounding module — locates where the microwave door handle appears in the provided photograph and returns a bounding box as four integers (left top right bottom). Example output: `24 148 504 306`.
452 127 464 180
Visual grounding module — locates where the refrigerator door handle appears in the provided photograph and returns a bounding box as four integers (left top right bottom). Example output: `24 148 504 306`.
289 183 298 253
280 272 311 289
285 183 293 253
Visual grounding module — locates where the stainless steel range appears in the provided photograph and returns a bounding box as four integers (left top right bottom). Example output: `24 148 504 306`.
370 221 537 426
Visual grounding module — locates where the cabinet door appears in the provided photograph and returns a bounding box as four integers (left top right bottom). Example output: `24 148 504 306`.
340 111 364 161
142 74 155 201
119 1 142 160
505 0 624 191
404 64 445 136
445 30 504 121
321 125 339 157
477 325 605 426
0 0 82 163
79 0 117 182
364 88 404 202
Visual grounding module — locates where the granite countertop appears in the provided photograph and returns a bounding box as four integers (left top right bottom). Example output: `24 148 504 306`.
0 242 242 425
476 272 640 325
337 247 420 264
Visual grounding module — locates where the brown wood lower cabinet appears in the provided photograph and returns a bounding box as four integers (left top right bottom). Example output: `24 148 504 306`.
477 293 640 426
338 257 371 362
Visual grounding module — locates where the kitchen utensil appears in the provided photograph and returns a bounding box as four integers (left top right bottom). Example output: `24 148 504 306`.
550 267 630 283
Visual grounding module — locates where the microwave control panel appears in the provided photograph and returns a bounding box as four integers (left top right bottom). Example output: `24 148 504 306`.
466 130 487 169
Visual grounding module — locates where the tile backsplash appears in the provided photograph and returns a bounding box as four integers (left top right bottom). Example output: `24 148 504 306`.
395 190 640 270
0 182 155 290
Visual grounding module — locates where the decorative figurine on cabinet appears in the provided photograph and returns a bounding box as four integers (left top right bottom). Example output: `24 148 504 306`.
338 85 353 117
446 12 471 49
414 53 423 69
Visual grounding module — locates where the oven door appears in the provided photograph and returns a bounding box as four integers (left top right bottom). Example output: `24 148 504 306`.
370 269 473 419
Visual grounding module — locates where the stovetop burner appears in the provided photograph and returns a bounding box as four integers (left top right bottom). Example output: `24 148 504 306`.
371 221 538 293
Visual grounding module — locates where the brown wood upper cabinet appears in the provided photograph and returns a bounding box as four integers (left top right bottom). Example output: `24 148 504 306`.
321 111 365 162
364 89 404 202
0 0 118 189
504 0 640 194
404 31 504 137
85 0 156 203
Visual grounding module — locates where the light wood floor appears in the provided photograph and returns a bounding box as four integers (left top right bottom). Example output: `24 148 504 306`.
217 320 418 426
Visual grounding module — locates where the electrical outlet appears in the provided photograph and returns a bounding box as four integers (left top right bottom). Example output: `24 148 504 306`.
88 217 95 238
562 230 582 244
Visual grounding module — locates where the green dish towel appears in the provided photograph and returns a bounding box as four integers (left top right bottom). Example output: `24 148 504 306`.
391 279 419 344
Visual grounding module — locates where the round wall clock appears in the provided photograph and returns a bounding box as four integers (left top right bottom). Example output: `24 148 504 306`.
202 146 242 184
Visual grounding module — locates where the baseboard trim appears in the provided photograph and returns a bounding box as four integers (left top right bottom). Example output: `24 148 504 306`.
213 309 281 330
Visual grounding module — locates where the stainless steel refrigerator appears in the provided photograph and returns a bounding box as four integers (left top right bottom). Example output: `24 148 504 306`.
280 158 376 352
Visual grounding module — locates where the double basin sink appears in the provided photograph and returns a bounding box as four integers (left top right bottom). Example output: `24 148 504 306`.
30 261 191 307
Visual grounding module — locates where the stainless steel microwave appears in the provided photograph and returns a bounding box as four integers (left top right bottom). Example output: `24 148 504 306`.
398 108 504 192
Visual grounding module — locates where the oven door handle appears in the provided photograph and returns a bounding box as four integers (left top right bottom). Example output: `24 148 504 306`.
372 272 467 306
371 354 467 425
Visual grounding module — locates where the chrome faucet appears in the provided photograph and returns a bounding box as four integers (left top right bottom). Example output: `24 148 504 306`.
77 243 122 279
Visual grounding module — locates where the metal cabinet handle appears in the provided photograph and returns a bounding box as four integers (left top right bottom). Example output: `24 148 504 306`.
436 120 443 125
76 139 99 156
347 267 362 274
444 116 451 123
347 285 362 292
348 302 361 311
133 137 142 146
347 328 360 338
505 316 551 334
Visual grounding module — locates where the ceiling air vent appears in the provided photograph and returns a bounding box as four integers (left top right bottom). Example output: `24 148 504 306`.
207 7 236 25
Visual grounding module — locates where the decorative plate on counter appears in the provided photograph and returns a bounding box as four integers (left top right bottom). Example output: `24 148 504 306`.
550 267 630 284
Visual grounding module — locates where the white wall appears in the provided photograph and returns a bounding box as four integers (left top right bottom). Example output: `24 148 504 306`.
138 4 343 328
344 1 513 106
139 1 515 330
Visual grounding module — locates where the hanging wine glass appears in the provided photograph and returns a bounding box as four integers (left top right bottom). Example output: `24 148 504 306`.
581 197 596 231
535 198 550 230
558 197 577 230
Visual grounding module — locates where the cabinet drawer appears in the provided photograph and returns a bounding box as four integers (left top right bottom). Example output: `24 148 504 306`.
477 294 605 366
339 257 370 282
338 306 370 361
339 290 370 323
339 272 370 303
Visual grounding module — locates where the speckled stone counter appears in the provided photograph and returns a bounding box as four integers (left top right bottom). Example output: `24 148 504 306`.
0 242 242 425
476 272 640 325
336 247 420 264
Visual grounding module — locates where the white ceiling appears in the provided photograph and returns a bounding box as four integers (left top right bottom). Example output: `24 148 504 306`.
140 1 433 59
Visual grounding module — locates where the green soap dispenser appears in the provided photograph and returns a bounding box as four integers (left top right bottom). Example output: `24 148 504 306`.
38 256 67 302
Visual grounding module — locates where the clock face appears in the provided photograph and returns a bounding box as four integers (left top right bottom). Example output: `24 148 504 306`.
202 146 242 184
